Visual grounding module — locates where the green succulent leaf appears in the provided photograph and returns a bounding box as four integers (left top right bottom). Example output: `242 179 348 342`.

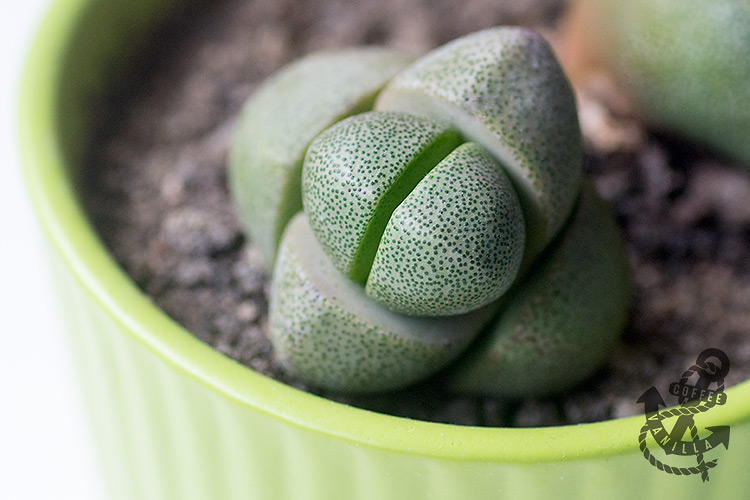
228 48 412 266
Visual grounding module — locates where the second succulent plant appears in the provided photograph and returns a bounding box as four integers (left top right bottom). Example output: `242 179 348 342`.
562 0 750 166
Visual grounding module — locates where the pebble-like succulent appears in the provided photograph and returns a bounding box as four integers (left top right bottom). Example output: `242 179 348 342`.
563 0 750 165
230 27 629 395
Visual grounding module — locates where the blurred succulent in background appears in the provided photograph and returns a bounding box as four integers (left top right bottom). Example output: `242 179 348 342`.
561 0 750 166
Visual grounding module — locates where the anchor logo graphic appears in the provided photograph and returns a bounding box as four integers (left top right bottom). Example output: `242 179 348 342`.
637 348 731 481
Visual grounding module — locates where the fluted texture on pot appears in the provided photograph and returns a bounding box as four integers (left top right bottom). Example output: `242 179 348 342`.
47 246 750 499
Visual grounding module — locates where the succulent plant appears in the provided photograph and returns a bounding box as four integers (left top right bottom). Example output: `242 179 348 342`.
230 27 629 394
563 0 750 165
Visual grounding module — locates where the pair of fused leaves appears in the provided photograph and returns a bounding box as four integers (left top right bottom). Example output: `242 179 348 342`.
304 115 525 317
230 28 629 394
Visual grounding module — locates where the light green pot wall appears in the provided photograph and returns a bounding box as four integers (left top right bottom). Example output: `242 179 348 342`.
20 0 750 498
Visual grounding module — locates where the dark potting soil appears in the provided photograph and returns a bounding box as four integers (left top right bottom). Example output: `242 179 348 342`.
83 0 750 427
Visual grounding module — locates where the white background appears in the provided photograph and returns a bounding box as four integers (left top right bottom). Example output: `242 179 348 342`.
0 0 104 498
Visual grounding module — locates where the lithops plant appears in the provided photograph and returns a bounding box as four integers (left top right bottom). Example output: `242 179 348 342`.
230 27 630 394
562 0 750 165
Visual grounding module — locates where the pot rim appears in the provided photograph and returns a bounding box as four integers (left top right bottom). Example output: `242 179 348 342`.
19 0 750 464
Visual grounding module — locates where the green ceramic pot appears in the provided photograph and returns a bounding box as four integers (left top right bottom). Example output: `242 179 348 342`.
20 0 750 498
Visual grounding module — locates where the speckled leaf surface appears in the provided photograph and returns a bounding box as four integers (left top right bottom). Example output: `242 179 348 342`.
269 213 497 393
376 27 582 261
302 111 462 283
445 182 629 397
366 143 525 316
228 48 412 265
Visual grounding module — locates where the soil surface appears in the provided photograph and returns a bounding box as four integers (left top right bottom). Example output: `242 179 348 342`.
83 0 750 427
